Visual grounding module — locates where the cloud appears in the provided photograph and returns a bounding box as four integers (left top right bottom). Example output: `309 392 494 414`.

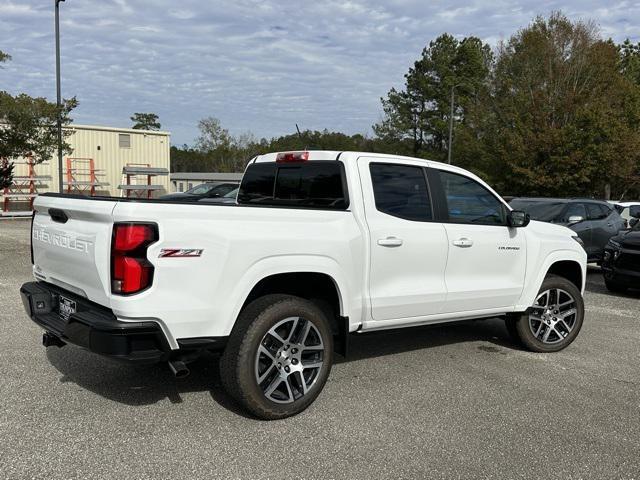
0 0 638 145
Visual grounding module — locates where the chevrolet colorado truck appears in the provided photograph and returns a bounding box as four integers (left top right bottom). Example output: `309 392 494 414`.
20 151 587 419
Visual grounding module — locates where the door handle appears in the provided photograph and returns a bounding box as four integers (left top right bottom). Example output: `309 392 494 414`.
377 236 403 247
452 237 473 248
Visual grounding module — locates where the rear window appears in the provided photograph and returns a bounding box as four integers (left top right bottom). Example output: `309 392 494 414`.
238 161 348 209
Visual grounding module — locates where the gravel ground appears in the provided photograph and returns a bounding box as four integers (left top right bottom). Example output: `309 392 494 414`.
1 218 639 479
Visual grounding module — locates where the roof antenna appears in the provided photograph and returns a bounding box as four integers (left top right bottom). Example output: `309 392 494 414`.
295 123 307 150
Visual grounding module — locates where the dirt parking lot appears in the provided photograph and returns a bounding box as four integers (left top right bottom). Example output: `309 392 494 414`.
1 218 639 479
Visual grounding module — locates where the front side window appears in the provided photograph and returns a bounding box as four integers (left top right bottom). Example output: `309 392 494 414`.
369 163 432 221
438 170 506 225
561 203 587 222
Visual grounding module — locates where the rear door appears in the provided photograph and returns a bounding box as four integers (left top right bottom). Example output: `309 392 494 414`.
358 158 448 321
432 169 526 313
31 195 116 306
586 202 622 260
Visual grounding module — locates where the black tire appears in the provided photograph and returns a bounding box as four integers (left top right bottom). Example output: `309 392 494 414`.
220 294 333 420
605 278 628 293
511 275 584 353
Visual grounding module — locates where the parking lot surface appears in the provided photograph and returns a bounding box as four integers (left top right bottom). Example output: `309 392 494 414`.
1 218 639 479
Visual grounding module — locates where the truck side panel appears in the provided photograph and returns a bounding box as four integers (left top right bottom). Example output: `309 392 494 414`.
110 201 365 343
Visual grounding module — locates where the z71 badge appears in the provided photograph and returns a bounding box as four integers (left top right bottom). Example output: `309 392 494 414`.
159 249 204 258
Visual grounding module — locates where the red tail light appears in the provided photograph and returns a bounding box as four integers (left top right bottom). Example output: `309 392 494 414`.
111 223 158 295
276 151 309 163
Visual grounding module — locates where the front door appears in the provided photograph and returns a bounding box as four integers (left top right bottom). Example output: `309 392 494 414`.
433 169 527 313
358 158 449 321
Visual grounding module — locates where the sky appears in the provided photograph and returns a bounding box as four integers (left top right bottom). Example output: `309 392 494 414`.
1 1 639 146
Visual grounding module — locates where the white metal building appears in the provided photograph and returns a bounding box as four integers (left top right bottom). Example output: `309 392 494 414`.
3 124 171 215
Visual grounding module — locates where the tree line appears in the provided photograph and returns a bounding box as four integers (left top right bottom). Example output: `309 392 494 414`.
2 12 640 199
172 12 640 199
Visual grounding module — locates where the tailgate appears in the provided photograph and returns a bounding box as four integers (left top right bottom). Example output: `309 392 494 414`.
31 195 116 307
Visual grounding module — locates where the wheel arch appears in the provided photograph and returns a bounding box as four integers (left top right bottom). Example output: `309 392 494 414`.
224 256 355 355
515 250 586 311
546 260 583 292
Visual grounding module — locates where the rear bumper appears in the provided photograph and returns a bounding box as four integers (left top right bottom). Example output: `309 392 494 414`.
20 281 171 364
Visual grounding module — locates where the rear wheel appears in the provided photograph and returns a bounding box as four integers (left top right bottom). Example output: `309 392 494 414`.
220 295 333 420
511 275 584 353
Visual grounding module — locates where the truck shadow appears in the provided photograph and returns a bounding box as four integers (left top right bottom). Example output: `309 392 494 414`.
45 317 517 416
337 317 516 364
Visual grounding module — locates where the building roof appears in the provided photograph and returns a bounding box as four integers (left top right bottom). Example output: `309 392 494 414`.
170 172 243 182
64 124 171 136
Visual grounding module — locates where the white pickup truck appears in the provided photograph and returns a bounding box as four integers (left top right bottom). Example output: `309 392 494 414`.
21 151 587 419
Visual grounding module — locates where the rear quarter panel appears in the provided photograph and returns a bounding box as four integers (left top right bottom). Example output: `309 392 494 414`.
110 202 365 341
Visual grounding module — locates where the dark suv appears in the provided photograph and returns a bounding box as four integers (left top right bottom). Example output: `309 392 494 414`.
509 198 626 262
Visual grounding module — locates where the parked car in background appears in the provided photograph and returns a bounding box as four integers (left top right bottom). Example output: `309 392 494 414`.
612 202 640 228
509 198 625 263
159 182 238 201
602 219 640 292
199 187 239 204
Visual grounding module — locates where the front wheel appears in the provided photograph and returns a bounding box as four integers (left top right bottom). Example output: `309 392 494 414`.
511 275 584 353
220 295 333 420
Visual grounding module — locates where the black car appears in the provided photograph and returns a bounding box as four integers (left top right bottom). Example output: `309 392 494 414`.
159 182 238 201
602 208 640 292
509 198 626 262
199 187 239 204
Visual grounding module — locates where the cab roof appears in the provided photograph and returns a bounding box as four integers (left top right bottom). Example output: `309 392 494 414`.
252 151 342 163
252 150 464 172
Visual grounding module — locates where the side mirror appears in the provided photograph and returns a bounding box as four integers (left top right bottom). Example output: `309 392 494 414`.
568 215 584 224
508 210 530 228
630 217 639 228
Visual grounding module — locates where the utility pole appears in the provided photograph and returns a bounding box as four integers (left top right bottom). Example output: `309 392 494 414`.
55 0 65 193
447 85 455 165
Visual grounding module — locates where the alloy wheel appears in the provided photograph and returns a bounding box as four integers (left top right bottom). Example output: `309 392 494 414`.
254 317 325 404
528 288 577 344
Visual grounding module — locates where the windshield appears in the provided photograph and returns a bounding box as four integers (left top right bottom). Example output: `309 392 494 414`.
224 188 239 198
510 200 566 222
185 183 215 195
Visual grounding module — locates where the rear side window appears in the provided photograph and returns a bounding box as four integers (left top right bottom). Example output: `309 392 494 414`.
599 204 612 218
238 162 347 209
438 170 506 225
369 163 432 221
586 203 609 220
